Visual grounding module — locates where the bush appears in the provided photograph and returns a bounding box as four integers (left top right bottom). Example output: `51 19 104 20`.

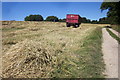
24 14 44 21
46 16 59 22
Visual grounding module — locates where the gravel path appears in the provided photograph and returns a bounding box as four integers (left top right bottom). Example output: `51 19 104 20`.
102 28 118 78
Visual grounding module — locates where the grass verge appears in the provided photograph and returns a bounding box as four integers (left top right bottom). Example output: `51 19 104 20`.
51 27 105 78
106 28 120 43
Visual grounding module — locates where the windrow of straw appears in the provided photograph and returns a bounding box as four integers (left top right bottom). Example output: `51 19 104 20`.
2 39 57 78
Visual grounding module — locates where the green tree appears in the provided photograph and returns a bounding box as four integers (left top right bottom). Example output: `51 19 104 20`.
99 17 109 24
81 17 91 23
46 16 59 22
86 19 91 23
24 15 44 21
100 2 120 24
91 20 98 24
81 17 87 23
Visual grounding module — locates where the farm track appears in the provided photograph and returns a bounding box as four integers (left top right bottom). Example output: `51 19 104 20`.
109 28 120 38
102 28 118 78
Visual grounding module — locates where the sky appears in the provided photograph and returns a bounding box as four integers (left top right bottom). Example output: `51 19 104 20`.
2 2 108 21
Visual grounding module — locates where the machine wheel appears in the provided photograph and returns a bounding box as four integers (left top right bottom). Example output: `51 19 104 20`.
74 24 79 28
67 24 70 27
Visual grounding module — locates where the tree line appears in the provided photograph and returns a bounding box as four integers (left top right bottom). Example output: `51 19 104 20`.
24 14 110 24
24 15 59 22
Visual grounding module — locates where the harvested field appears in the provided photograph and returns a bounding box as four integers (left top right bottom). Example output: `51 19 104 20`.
2 21 109 78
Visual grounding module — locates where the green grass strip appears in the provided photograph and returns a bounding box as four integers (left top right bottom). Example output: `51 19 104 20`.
75 27 105 78
106 28 120 43
51 27 105 78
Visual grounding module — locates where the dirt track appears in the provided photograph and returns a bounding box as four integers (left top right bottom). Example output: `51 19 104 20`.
109 28 120 38
102 28 118 78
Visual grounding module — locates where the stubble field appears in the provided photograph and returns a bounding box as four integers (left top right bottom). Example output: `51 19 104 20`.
1 21 109 78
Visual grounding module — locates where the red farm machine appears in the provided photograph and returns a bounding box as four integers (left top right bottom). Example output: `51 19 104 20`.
66 14 81 28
